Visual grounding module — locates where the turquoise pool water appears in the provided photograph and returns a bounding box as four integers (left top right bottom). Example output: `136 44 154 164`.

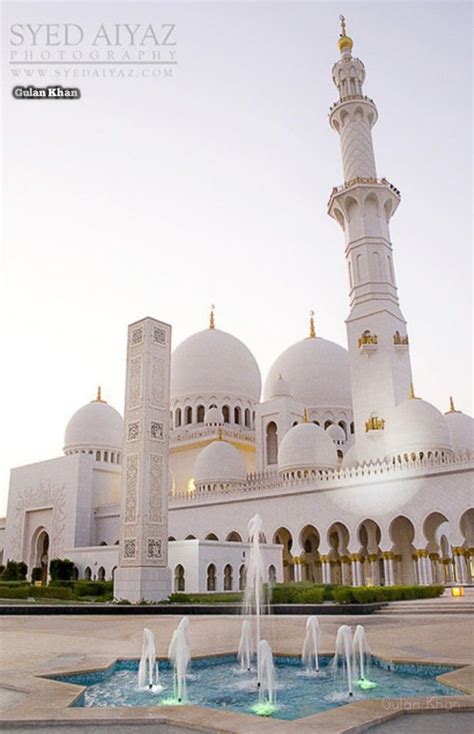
53 655 459 721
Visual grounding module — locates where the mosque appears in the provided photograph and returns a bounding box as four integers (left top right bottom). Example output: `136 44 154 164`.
1 20 473 595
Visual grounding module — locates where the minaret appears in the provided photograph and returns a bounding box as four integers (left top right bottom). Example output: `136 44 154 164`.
327 17 412 460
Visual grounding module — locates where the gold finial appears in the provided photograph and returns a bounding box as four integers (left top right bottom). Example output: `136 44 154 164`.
409 382 418 400
209 304 215 330
95 386 106 403
338 14 353 52
447 395 460 414
309 310 316 338
303 408 309 423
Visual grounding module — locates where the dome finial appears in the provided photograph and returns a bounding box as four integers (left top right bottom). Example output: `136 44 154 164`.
303 408 309 423
309 310 316 338
338 14 353 53
409 382 418 400
447 395 460 413
209 304 215 330
95 385 106 403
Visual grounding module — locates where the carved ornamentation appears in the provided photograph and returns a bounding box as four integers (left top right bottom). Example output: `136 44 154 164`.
131 326 144 345
8 483 67 561
125 454 138 523
129 356 142 409
150 421 163 441
365 416 385 432
147 538 162 559
124 539 137 559
148 454 163 523
152 327 166 345
127 421 140 441
151 357 165 407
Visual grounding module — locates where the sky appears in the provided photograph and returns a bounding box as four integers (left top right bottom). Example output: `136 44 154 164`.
1 1 472 515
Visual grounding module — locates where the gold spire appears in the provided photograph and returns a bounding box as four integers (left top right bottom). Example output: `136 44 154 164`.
409 382 419 400
309 310 316 338
446 395 460 414
303 408 309 423
209 304 215 330
338 14 353 52
95 386 106 403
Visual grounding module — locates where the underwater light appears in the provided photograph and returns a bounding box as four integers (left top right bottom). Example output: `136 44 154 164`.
250 700 278 717
358 678 377 690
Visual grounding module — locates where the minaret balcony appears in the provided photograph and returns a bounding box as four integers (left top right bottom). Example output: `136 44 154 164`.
327 178 401 215
365 416 385 433
358 332 378 354
393 332 409 351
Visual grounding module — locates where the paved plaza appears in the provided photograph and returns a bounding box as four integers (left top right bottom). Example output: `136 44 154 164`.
0 596 473 733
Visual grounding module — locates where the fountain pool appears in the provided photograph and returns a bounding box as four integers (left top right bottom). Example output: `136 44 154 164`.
52 655 459 721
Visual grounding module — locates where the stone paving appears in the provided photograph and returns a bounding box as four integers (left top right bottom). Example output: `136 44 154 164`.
0 601 473 733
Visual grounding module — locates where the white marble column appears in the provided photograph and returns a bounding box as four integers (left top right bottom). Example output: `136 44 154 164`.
114 317 172 602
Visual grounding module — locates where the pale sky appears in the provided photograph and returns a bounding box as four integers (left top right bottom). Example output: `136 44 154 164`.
1 1 472 515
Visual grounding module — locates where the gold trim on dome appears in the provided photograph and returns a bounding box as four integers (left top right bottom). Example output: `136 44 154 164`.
446 395 460 414
338 15 353 52
365 416 385 432
209 304 215 330
309 310 316 338
94 386 107 403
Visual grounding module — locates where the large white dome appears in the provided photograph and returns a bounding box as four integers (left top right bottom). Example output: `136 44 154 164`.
194 440 247 485
444 410 474 453
384 398 453 459
171 328 261 402
264 337 351 408
64 396 123 452
278 422 338 474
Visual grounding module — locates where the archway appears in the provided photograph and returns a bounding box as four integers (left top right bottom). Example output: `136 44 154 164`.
97 566 106 581
357 519 382 585
327 522 350 584
459 508 474 582
223 564 233 591
299 525 321 583
423 512 449 583
84 566 92 581
226 531 242 542
205 533 219 541
33 530 50 586
174 564 185 592
206 563 217 591
389 515 416 584
239 564 247 591
273 527 293 582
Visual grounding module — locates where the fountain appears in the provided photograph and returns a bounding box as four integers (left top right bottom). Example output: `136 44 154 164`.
137 628 163 692
302 615 321 673
243 514 266 686
238 619 253 671
332 625 354 696
167 625 191 703
250 639 277 716
353 624 377 690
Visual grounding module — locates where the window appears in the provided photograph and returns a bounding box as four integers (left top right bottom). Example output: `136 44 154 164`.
174 564 185 592
207 564 217 591
175 408 182 427
234 406 242 425
266 422 278 465
185 406 192 424
244 409 251 428
223 564 233 591
197 405 205 423
222 405 230 423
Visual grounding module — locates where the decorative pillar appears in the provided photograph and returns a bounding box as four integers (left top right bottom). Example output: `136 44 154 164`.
394 554 403 584
114 317 172 603
368 554 378 584
382 551 395 586
340 555 351 585
350 554 362 587
320 555 332 584
453 548 467 584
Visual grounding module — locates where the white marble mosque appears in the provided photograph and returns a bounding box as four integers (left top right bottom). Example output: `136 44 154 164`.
1 20 473 597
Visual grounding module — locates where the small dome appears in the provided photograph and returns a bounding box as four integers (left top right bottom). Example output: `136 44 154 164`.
444 410 474 453
171 328 261 402
278 422 338 474
64 395 123 453
267 374 293 400
384 398 453 459
205 406 223 424
194 440 247 485
264 337 351 409
326 423 346 443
